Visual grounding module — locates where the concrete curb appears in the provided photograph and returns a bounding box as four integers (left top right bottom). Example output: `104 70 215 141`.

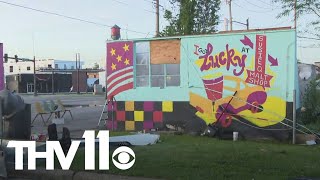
73 171 160 180
8 168 74 180
8 168 161 180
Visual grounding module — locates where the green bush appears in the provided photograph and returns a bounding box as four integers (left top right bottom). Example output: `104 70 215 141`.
299 79 320 125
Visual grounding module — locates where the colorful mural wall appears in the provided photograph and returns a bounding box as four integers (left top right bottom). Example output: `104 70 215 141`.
106 28 298 140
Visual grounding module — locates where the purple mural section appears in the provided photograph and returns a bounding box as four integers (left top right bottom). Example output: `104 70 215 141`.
0 43 4 91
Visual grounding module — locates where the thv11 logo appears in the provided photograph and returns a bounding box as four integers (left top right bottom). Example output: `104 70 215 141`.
7 130 135 170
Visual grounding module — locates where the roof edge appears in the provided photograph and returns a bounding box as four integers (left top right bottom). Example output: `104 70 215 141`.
106 26 293 43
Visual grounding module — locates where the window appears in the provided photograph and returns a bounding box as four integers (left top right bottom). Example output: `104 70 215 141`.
135 42 150 87
71 66 74 69
151 64 165 88
64 64 67 69
134 42 181 88
9 66 13 72
151 64 180 87
55 64 59 69
48 64 52 68
27 67 31 71
166 64 180 86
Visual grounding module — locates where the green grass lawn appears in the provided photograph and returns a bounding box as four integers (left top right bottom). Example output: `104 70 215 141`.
55 134 320 180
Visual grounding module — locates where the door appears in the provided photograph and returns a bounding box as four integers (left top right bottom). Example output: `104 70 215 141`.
27 83 34 93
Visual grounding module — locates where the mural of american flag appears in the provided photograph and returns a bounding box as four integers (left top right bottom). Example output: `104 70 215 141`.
106 41 134 99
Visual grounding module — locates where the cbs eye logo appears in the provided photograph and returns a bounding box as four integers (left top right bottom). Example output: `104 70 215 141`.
112 146 135 170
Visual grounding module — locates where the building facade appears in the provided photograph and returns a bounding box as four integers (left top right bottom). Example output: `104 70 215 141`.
6 73 72 93
4 59 84 76
4 59 85 93
105 28 300 140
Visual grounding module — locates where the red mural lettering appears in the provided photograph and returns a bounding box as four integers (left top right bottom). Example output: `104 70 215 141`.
199 43 247 76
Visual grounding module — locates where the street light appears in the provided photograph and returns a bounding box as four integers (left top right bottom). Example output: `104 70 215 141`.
33 56 37 96
3 54 37 96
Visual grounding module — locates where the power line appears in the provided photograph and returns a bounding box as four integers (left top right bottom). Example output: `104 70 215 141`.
272 17 293 27
111 0 156 14
0 0 149 35
299 45 320 48
298 36 320 41
255 0 278 7
142 0 164 7
242 0 266 9
233 1 275 13
245 0 281 10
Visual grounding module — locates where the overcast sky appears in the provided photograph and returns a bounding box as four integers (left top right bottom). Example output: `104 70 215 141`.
0 0 319 66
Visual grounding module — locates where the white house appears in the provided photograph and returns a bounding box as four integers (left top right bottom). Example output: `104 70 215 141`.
98 59 106 88
4 59 84 76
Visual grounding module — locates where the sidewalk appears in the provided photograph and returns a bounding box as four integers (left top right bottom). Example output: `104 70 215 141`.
8 168 161 180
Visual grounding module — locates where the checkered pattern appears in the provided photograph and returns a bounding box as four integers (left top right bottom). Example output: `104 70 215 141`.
107 101 174 131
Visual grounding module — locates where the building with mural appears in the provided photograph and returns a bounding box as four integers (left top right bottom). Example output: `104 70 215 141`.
105 27 300 140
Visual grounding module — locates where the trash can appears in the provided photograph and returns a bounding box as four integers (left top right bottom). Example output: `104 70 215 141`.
3 104 31 140
0 89 31 140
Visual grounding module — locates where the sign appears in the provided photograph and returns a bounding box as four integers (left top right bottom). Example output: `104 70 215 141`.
245 35 273 88
7 130 135 170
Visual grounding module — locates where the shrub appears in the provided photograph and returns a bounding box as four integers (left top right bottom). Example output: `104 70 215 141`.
299 79 320 124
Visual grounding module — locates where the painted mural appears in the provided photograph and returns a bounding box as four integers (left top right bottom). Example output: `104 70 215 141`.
106 29 298 140
106 41 134 100
189 34 288 129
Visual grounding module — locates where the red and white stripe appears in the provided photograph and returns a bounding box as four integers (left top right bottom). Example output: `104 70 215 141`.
107 67 134 99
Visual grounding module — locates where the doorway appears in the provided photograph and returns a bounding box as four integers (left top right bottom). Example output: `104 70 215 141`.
27 83 34 93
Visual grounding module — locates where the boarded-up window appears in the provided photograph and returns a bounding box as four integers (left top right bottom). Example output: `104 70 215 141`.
150 39 180 64
135 40 181 88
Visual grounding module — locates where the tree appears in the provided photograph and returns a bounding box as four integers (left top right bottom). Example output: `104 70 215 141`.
93 63 99 69
299 79 320 124
160 0 221 37
273 0 320 38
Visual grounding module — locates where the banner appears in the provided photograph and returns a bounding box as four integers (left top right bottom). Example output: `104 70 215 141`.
245 35 273 88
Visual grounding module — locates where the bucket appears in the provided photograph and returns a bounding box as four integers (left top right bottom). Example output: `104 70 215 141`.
233 132 239 141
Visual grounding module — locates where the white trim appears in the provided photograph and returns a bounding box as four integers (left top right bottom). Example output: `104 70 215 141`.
107 66 133 81
107 72 134 86
107 78 134 95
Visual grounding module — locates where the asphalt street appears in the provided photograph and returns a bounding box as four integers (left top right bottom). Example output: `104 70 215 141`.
20 94 108 138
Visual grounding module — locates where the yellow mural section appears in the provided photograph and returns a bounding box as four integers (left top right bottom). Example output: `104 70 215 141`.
189 92 214 124
237 96 286 127
212 85 286 127
134 111 144 121
162 101 173 112
189 75 287 127
125 101 135 111
125 121 135 131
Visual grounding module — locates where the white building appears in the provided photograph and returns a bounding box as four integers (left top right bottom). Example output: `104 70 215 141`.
4 59 84 76
98 59 106 88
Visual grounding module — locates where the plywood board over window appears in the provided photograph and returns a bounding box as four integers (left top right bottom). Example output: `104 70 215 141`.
150 39 180 64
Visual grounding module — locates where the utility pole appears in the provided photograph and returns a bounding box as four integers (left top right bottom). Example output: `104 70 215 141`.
246 18 249 30
232 19 249 30
33 56 37 96
293 89 296 144
228 0 233 31
155 0 160 37
51 69 54 95
294 0 297 29
77 53 80 94
75 53 77 94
